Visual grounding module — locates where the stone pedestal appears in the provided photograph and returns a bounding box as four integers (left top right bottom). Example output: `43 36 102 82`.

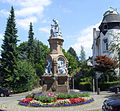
42 75 69 94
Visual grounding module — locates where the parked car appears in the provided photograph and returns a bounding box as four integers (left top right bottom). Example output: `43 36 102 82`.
0 88 13 97
102 99 120 111
109 84 120 92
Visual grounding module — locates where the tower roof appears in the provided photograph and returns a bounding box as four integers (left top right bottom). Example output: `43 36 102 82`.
102 8 120 23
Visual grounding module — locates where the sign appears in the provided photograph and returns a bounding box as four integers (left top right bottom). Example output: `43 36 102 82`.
96 72 102 79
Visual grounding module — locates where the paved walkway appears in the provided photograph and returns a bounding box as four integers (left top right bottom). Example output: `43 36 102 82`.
0 89 115 111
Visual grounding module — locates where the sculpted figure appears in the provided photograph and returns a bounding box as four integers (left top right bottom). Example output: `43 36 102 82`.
50 19 62 38
45 59 52 74
57 58 67 74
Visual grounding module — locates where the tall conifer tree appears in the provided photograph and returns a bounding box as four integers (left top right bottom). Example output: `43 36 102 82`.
79 46 86 63
1 6 18 88
34 40 41 64
67 47 79 62
27 22 34 64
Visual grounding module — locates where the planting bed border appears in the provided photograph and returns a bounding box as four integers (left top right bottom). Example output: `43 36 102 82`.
18 98 94 107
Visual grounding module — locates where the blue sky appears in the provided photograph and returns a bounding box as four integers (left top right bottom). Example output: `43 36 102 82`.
0 0 120 59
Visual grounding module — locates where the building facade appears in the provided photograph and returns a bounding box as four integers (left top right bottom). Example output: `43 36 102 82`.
92 8 120 75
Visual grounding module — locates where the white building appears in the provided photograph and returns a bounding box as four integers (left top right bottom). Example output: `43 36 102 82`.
92 8 120 75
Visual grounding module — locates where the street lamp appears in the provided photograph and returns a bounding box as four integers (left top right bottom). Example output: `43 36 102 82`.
87 60 95 92
27 76 30 91
72 76 74 90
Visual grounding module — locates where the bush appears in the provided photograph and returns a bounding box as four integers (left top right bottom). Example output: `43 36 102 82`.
99 81 120 91
74 77 92 90
78 82 92 91
77 93 90 97
56 93 90 99
57 94 68 99
34 95 55 103
25 94 34 98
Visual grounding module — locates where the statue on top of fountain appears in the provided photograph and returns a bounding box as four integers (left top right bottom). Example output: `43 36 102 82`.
50 19 62 38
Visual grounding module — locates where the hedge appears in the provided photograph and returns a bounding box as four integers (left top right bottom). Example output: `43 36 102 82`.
99 81 120 91
79 82 92 91
78 81 120 91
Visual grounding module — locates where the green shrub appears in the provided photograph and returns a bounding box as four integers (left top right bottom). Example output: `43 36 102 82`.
99 81 120 91
34 95 54 103
57 94 68 99
78 82 92 91
56 93 90 99
25 94 34 98
66 93 74 98
77 93 90 97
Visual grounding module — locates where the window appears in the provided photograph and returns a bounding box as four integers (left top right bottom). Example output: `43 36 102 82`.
104 24 108 31
103 38 108 52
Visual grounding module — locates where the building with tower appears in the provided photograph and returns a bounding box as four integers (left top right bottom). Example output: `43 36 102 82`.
92 8 120 75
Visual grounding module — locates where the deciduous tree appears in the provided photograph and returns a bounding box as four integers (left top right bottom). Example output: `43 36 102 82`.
94 55 118 81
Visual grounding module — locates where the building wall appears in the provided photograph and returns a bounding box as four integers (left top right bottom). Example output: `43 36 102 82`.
93 28 120 75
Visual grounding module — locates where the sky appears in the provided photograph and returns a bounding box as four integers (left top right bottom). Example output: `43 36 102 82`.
0 0 120 59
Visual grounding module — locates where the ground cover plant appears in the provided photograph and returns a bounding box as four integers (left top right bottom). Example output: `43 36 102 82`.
18 92 94 107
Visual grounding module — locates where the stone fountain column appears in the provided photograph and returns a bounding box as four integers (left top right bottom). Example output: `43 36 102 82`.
42 19 70 94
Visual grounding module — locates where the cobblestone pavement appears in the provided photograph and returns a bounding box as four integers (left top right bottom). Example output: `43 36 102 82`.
0 89 115 111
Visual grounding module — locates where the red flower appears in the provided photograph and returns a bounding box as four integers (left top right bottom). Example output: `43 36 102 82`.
69 98 84 104
21 97 34 103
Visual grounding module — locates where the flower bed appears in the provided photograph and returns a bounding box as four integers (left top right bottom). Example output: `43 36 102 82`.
18 92 94 107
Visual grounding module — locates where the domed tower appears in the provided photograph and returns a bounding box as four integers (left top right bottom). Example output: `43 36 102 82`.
99 8 120 58
93 8 120 75
42 19 69 94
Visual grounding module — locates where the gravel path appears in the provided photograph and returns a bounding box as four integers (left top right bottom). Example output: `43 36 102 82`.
0 90 114 111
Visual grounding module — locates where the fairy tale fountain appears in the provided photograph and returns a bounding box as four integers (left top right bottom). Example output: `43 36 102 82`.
42 19 70 94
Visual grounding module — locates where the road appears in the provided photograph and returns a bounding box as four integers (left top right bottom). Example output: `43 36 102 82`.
0 87 41 106
0 94 25 105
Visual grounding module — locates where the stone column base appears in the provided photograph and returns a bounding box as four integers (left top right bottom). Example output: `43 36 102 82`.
42 74 69 94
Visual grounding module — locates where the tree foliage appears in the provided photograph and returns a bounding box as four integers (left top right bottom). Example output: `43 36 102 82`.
1 6 18 88
67 47 79 63
109 31 120 55
79 46 86 63
94 55 118 72
94 55 119 82
27 22 35 64
63 49 78 75
14 61 39 93
17 39 49 78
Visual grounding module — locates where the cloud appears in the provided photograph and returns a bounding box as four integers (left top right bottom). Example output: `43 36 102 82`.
39 27 50 34
71 22 100 58
0 33 3 39
16 16 37 30
1 0 51 29
15 7 44 17
15 0 51 18
20 0 51 7
0 9 9 17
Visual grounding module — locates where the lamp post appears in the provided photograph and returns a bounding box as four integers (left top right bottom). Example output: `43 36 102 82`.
87 61 95 92
27 76 30 91
72 76 74 90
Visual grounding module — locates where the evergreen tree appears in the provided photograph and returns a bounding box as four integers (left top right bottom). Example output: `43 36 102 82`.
1 6 18 88
27 22 35 64
34 40 41 64
67 47 79 62
79 46 86 63
63 49 78 74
